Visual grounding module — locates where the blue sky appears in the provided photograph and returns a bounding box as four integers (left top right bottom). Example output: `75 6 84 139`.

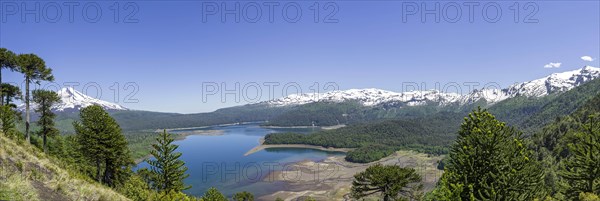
1 1 599 113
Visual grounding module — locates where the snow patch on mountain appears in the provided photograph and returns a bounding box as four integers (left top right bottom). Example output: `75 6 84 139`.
265 66 600 107
18 87 128 111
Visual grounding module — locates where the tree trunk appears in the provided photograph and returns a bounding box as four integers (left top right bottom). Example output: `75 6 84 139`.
1 68 3 106
96 159 102 182
103 159 113 186
1 69 3 131
25 78 30 142
43 132 47 153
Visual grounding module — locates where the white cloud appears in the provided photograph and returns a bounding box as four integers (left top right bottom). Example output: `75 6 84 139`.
581 56 595 62
543 62 562 68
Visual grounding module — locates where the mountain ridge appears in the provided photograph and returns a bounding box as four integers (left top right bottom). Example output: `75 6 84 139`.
264 66 600 108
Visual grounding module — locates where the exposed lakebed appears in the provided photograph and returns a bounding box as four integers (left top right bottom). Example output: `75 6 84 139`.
135 123 345 198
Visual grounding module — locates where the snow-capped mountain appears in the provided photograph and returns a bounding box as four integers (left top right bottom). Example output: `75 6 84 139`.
265 66 600 107
18 87 128 112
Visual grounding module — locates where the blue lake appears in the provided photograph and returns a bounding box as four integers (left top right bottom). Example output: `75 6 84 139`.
136 123 345 197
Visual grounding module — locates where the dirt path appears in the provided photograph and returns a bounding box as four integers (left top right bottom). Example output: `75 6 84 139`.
31 180 69 201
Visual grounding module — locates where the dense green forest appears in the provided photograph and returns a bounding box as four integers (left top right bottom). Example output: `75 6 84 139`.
264 112 463 162
490 78 600 134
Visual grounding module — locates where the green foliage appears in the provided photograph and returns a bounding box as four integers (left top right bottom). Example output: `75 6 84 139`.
265 113 461 162
232 191 254 201
0 105 19 139
147 130 190 192
74 105 132 187
119 175 151 201
0 83 21 106
559 115 600 199
201 187 227 201
303 197 316 201
435 108 544 200
150 190 201 201
351 164 422 201
579 192 600 201
0 48 18 106
32 89 61 153
345 144 396 163
0 48 17 70
491 78 600 134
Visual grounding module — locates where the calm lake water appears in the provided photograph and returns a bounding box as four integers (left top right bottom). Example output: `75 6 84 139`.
136 123 345 197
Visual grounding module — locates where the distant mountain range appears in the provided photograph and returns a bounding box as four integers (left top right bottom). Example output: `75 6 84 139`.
264 66 600 107
17 66 600 133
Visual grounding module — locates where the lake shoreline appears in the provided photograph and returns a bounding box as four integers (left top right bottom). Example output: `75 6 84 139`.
243 138 353 156
257 150 445 201
133 129 224 164
260 124 346 130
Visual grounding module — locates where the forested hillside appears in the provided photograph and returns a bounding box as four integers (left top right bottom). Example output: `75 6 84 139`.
265 79 600 163
490 78 600 134
265 112 463 163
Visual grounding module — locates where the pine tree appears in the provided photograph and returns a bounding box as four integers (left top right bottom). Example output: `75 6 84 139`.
351 164 422 201
32 89 60 153
74 105 132 186
435 107 544 200
560 114 600 198
147 129 190 192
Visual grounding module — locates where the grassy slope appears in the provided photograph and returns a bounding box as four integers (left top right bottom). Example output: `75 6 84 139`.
0 134 130 201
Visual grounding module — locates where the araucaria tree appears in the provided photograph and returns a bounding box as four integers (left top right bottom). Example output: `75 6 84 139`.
560 114 600 198
17 53 54 142
0 84 21 138
1 83 22 107
32 89 61 153
351 164 422 201
0 105 17 138
147 129 190 192
0 48 17 106
434 107 544 200
74 105 132 187
233 191 255 201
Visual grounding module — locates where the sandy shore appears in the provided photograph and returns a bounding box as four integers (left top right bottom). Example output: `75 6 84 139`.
261 125 346 130
257 151 444 201
244 138 352 156
243 138 444 201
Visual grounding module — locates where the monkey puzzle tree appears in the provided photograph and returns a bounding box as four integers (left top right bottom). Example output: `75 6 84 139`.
434 107 544 200
147 129 190 192
233 191 255 201
0 48 17 106
560 114 600 199
351 164 422 201
17 54 54 142
74 105 132 186
32 89 61 153
0 83 22 107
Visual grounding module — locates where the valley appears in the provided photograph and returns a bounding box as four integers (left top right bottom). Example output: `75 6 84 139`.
2 4 600 199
